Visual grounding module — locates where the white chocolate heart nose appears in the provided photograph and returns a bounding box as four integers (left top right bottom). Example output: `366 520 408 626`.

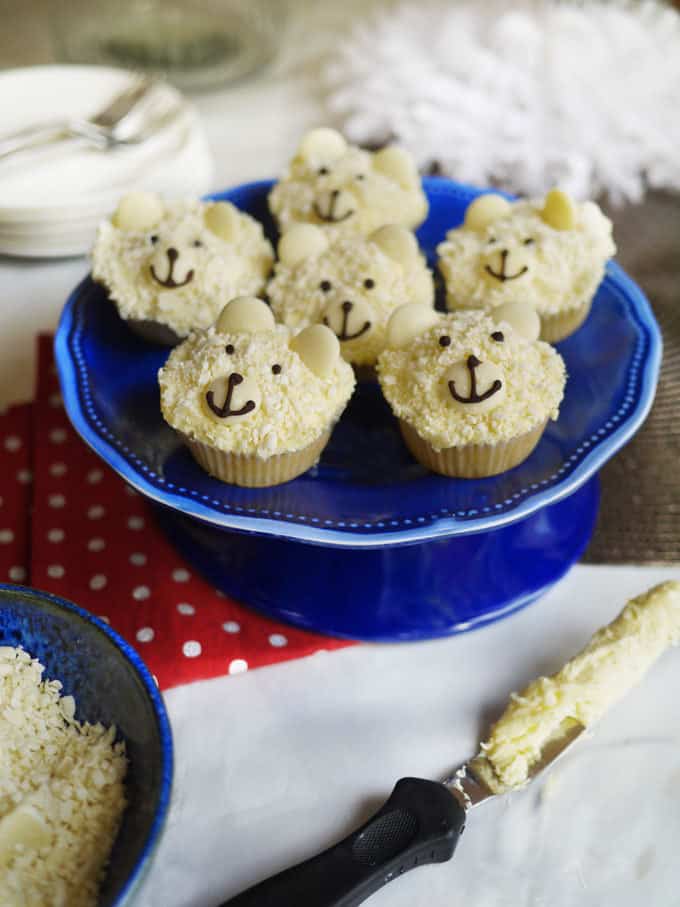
444 356 506 414
323 298 373 342
203 372 262 423
482 245 530 284
149 244 196 289
313 189 356 224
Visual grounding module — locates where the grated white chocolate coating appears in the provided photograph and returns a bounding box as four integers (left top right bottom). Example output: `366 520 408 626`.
92 200 273 337
472 581 680 793
437 198 615 317
159 323 355 458
268 235 434 366
269 145 428 239
377 310 565 450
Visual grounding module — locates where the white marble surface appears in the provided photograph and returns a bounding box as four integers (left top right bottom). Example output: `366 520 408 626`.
1 12 679 906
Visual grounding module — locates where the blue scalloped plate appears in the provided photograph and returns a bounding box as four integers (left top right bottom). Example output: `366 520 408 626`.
55 178 661 550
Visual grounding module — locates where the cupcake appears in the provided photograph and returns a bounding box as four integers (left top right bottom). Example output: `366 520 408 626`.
92 192 273 344
436 189 616 343
268 127 428 239
376 303 566 478
267 223 434 376
158 296 355 487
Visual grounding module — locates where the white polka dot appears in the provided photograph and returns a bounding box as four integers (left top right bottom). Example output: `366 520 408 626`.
172 568 190 583
49 392 62 408
182 640 202 658
48 494 65 509
222 621 240 634
129 552 147 566
4 435 21 452
87 505 105 520
125 486 138 497
133 585 151 601
127 516 144 530
98 615 110 624
90 574 107 590
9 566 26 582
136 627 155 643
88 537 106 552
0 529 14 544
177 603 195 615
49 428 66 443
49 462 67 477
47 528 65 543
47 564 65 579
228 658 248 675
16 469 32 484
268 633 288 648
87 469 103 484
214 589 226 598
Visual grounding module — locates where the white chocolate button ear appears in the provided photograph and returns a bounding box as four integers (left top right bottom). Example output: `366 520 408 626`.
444 357 506 414
492 301 541 342
215 297 275 334
112 191 164 232
463 194 512 233
541 189 576 230
290 324 340 378
204 202 240 241
372 146 418 188
298 127 347 163
386 303 440 349
370 225 419 263
278 224 329 267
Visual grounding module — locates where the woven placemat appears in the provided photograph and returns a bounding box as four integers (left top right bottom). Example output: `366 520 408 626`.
583 191 680 564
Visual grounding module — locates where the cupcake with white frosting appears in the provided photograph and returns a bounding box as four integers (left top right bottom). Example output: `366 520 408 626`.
92 192 273 344
376 303 566 478
437 189 615 343
159 296 355 487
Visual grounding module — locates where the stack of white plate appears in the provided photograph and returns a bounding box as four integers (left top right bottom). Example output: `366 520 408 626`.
0 66 214 258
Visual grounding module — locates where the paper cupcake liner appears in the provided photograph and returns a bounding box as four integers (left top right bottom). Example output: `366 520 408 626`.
539 300 591 344
127 318 183 346
181 429 331 488
399 419 547 478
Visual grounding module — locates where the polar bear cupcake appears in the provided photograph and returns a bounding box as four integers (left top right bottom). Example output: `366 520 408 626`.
92 192 274 344
269 127 428 239
437 189 616 343
267 223 435 373
376 303 566 478
159 297 355 487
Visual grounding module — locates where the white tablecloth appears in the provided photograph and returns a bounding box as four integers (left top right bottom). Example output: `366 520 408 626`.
1 18 678 903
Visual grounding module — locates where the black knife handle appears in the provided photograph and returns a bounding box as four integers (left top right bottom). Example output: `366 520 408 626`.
220 777 466 907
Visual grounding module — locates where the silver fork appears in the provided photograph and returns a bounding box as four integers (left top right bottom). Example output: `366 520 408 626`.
0 75 157 160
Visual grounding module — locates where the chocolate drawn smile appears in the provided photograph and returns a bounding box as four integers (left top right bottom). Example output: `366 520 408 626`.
448 355 503 405
324 300 371 342
206 373 256 419
150 247 195 289
484 249 528 282
313 190 355 224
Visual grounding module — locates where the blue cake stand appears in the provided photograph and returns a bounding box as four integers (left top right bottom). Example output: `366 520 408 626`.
55 179 661 641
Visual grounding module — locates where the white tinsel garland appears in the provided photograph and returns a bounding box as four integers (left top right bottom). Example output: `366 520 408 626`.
324 0 680 202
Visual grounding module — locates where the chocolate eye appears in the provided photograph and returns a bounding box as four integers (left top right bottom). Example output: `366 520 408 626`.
319 280 332 292
272 364 282 375
363 278 375 290
491 331 504 342
439 335 451 347
150 234 159 244
355 174 365 181
225 344 235 354
318 167 330 176
193 239 204 248
487 237 497 245
523 237 535 246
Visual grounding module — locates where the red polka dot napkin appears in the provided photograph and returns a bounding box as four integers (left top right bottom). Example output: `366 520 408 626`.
0 336 353 690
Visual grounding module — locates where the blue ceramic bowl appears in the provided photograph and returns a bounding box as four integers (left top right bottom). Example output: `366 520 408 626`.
0 584 173 906
55 178 661 549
